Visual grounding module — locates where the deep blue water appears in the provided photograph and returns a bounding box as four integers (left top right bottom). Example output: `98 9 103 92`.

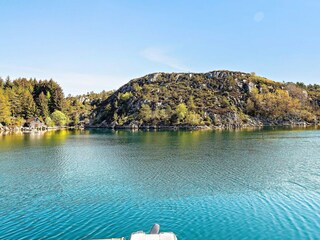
0 128 319 239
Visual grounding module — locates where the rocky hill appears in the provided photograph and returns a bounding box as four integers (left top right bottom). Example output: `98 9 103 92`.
89 70 320 129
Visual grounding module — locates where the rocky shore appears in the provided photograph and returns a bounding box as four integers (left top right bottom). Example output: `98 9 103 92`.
88 117 316 131
0 125 83 134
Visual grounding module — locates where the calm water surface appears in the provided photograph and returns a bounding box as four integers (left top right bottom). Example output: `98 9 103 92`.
0 128 319 239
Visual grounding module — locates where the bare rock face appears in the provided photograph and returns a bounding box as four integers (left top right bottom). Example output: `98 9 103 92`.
248 82 256 93
302 90 308 99
129 121 139 129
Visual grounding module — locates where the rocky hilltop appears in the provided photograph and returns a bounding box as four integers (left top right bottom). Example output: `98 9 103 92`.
89 70 320 129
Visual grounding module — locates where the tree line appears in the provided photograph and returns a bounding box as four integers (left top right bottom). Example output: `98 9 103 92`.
0 77 112 128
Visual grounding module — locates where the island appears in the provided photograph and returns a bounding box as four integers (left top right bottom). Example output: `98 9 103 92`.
90 70 320 129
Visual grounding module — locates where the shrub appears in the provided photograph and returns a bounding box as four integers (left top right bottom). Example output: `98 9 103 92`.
119 92 133 101
185 111 201 125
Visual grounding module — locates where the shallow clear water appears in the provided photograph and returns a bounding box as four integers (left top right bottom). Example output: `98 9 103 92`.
0 128 319 239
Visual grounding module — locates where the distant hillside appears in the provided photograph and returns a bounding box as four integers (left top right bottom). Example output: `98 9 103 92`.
90 70 320 129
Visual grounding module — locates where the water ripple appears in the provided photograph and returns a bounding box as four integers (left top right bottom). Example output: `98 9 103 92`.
1 129 320 239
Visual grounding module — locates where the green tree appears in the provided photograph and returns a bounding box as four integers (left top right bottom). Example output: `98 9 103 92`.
165 105 173 118
51 110 67 126
187 96 196 111
119 92 133 101
45 116 55 127
11 117 25 127
105 104 112 112
159 109 168 121
176 103 188 121
48 80 64 112
246 98 255 114
7 87 21 117
113 112 119 121
185 111 201 125
71 113 80 126
133 83 142 92
51 88 64 111
38 92 49 117
21 90 36 119
4 77 12 89
0 77 4 88
139 104 152 122
0 89 11 124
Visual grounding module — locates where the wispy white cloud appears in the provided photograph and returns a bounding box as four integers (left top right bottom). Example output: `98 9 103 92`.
141 47 189 71
254 11 265 22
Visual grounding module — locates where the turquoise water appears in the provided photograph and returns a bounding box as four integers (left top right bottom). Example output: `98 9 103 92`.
0 128 319 239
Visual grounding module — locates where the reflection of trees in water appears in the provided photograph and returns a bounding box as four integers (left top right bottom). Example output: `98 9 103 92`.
0 130 73 151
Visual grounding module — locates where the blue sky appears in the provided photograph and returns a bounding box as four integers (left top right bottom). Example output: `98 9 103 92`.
0 0 319 95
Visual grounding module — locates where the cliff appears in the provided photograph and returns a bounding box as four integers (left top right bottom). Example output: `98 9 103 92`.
89 70 320 129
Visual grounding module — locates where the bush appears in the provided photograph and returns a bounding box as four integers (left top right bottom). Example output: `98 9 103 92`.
185 111 201 125
119 92 133 101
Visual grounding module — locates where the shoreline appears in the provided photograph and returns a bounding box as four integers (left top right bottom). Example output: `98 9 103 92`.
0 126 84 135
1 123 319 135
86 122 319 131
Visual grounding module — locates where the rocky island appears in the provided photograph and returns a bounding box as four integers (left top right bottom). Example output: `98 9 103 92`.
89 70 320 130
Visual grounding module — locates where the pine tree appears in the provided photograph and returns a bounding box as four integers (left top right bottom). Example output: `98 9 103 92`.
21 90 37 119
48 80 64 112
38 92 49 117
4 76 12 89
0 77 4 88
0 88 11 124
7 87 21 117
